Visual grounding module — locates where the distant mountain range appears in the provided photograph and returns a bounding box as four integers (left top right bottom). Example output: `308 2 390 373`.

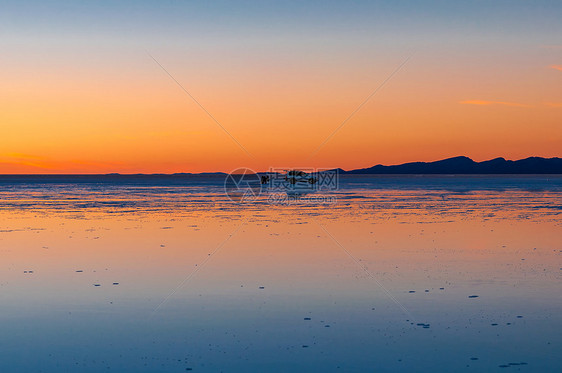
341 156 562 174
2 156 558 177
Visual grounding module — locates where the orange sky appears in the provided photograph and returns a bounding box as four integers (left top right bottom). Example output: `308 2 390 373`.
1 2 561 173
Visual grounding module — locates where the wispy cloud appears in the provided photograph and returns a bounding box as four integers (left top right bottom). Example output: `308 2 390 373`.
544 102 562 108
549 65 562 71
0 153 123 172
5 153 43 160
459 100 532 108
0 153 52 169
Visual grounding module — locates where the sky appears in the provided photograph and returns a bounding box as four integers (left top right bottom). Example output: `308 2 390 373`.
1 0 561 173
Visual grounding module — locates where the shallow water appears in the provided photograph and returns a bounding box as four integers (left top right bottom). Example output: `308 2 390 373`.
0 175 561 372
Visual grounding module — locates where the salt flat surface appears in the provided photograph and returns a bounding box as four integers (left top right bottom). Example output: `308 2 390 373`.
0 175 560 372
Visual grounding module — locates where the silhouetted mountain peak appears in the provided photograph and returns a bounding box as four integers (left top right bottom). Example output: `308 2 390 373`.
442 156 474 162
433 156 475 165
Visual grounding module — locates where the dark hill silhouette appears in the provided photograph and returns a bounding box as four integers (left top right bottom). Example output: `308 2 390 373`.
344 156 562 174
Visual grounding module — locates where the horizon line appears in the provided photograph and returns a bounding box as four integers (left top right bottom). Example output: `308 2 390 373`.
0 155 561 176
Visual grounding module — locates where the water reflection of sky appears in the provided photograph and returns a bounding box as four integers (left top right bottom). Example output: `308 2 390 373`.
0 176 560 372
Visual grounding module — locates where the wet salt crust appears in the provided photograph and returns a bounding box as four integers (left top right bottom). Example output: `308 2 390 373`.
0 175 560 372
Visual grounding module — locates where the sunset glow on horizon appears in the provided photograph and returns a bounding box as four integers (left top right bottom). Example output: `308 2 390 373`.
2 4 562 369
1 1 561 174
